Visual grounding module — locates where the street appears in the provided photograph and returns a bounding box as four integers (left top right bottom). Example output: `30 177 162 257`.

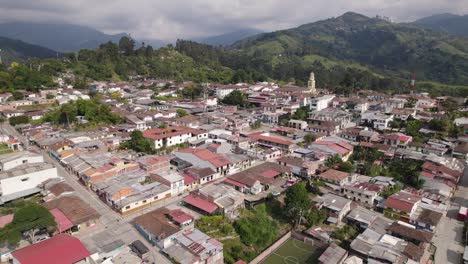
432 165 468 264
0 123 174 264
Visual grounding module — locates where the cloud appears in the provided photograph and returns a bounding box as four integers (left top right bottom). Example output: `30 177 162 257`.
0 0 466 41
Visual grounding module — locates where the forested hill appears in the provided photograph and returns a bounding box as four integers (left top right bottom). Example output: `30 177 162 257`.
413 13 468 37
0 37 58 64
229 12 468 86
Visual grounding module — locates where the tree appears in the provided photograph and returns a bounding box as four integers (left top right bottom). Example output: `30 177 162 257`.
307 208 327 227
176 109 189 118
0 203 56 246
250 120 262 129
121 130 153 153
404 97 417 108
304 133 316 144
284 182 310 225
46 93 55 99
234 204 278 248
325 155 343 167
291 106 309 121
9 115 30 126
118 36 135 55
222 90 249 107
337 161 355 173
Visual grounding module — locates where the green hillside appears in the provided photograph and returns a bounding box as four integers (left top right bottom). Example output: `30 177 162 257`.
232 12 468 86
0 36 58 64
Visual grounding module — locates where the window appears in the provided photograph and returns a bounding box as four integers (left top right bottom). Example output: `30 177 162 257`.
22 160 28 164
125 206 130 209
21 178 29 182
142 200 147 203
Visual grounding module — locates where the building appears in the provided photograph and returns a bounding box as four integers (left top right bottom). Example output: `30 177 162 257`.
309 141 353 161
310 95 335 111
319 243 348 264
197 183 245 218
0 163 59 204
288 119 308 130
343 181 384 205
142 126 207 149
277 156 319 178
247 132 294 152
10 234 91 264
175 148 231 176
384 191 421 220
382 133 412 148
313 193 352 224
0 151 44 171
361 112 394 130
409 207 443 232
162 228 224 264
133 207 181 245
315 169 350 186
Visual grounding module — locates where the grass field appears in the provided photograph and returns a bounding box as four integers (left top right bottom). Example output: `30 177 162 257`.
261 239 323 264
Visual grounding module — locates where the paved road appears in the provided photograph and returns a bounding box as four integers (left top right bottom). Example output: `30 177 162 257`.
0 123 173 264
432 165 468 264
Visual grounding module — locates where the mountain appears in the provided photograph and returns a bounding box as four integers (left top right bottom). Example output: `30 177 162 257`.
0 36 58 64
229 12 468 86
197 28 264 46
0 22 129 52
413 13 468 37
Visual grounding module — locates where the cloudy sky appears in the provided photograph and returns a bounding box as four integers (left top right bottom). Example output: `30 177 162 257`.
0 0 467 41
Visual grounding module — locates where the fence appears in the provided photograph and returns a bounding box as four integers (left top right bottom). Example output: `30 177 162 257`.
249 231 292 264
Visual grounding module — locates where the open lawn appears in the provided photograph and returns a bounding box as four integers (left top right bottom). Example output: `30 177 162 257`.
261 239 323 264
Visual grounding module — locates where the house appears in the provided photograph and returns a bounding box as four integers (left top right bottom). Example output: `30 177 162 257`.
382 133 412 148
10 234 91 264
43 195 100 233
196 183 245 218
133 207 181 244
0 151 44 171
361 112 394 130
184 167 217 186
126 115 148 131
309 108 352 129
346 206 379 231
151 171 185 195
342 181 384 206
182 194 219 215
288 119 308 130
247 132 294 151
319 243 348 264
142 126 207 149
388 221 433 246
309 141 353 161
409 207 443 232
316 169 350 186
384 191 421 220
310 95 335 111
313 193 352 224
225 162 290 195
421 161 461 184
277 156 319 178
162 228 224 264
175 148 231 176
390 108 416 121
0 163 59 204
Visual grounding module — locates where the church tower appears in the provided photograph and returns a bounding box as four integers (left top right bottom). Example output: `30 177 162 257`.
307 71 316 94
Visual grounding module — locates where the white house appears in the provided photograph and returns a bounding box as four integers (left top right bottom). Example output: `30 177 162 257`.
0 151 44 171
0 163 59 204
310 95 335 111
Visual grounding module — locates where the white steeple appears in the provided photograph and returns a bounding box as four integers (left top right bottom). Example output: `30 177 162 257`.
308 71 316 94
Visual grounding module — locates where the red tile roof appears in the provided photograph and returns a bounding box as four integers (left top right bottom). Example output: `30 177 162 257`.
50 208 74 234
11 234 90 264
248 133 293 146
184 174 197 185
183 195 218 214
224 178 246 188
261 169 281 178
177 148 230 167
384 191 421 213
142 126 196 140
313 141 352 155
168 209 193 225
317 169 349 183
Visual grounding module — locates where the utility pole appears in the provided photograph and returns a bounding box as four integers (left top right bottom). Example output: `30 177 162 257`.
0 49 2 64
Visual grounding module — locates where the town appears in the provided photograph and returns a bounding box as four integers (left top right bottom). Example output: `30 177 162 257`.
0 69 466 264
